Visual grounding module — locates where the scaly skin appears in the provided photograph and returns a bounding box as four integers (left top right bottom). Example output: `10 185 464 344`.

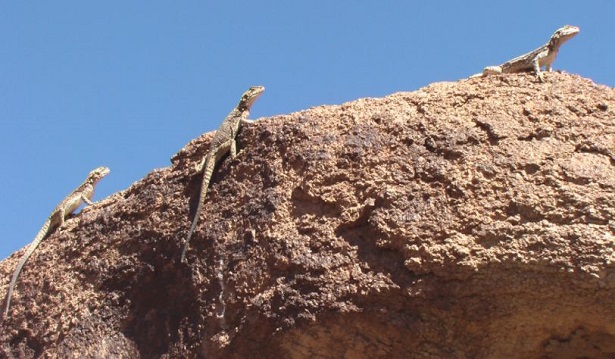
1 166 110 320
181 86 265 262
474 25 580 82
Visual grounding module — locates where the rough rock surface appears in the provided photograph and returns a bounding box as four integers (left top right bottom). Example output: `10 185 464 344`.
1 72 614 358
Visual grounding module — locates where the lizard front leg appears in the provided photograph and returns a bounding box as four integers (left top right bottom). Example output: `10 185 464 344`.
532 52 549 82
81 194 94 206
533 59 545 82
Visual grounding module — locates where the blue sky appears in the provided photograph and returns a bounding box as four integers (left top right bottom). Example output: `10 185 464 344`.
1 2 613 260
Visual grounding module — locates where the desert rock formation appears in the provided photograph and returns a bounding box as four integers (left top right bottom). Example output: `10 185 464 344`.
1 72 614 358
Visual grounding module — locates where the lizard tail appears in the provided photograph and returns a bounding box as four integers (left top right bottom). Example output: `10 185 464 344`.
2 219 52 320
181 156 217 262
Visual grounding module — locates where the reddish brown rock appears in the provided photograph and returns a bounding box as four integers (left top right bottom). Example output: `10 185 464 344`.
1 72 614 358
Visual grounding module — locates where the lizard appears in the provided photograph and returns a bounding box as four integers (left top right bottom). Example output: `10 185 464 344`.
180 86 265 263
471 25 580 82
1 166 110 320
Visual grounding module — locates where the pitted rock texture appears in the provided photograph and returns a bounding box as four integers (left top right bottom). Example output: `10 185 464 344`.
1 72 614 358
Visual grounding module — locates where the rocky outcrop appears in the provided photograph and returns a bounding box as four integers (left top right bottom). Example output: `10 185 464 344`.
1 72 614 358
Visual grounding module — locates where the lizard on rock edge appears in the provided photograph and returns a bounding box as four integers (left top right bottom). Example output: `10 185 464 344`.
471 25 580 82
181 86 265 263
1 166 110 320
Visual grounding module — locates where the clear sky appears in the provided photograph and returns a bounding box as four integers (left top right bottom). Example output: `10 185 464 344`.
1 2 613 260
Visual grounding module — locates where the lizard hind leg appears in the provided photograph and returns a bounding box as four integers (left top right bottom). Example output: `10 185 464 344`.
194 153 211 173
57 208 67 228
483 66 503 75
230 139 237 158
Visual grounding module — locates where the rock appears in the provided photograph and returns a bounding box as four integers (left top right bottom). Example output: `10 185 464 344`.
1 72 614 358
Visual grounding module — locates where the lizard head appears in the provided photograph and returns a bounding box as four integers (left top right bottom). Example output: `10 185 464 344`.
238 86 265 110
87 166 111 183
550 25 580 45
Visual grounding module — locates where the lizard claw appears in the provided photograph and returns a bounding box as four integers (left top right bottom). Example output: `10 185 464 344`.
537 72 545 83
